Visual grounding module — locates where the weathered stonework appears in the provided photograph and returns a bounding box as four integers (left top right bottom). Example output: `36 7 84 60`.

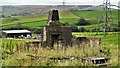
41 10 72 47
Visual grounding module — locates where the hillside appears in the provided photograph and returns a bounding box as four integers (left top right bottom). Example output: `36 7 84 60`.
2 5 113 18
1 8 118 30
1 5 81 18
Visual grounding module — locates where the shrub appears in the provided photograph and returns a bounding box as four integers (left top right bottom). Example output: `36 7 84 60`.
76 18 90 26
111 27 119 32
71 25 79 32
78 27 87 32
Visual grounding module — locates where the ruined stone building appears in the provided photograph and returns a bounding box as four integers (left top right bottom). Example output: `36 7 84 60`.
41 10 72 47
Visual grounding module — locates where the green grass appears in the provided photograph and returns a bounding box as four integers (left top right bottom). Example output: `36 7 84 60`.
59 11 79 18
1 11 79 29
72 10 118 19
2 38 26 46
1 10 118 29
2 20 47 29
21 20 47 28
1 38 40 46
72 32 118 45
2 18 80 29
60 18 79 24
2 14 47 25
72 10 101 19
1 32 118 47
72 10 118 25
77 23 104 30
101 34 118 45
2 11 78 25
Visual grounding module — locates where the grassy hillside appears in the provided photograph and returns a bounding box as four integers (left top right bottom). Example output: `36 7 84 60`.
2 5 80 17
72 10 118 26
2 14 47 25
1 10 118 29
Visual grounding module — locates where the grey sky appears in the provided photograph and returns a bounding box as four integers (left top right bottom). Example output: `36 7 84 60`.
1 0 119 5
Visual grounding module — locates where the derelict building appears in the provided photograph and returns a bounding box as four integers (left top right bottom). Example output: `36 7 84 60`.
41 10 72 47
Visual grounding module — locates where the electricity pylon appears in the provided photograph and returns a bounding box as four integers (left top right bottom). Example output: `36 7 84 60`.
97 0 113 36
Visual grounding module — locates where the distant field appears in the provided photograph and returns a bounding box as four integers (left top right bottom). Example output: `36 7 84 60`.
2 14 47 25
1 10 118 29
72 10 118 23
60 11 79 18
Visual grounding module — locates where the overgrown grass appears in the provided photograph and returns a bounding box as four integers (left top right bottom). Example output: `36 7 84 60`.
1 32 118 66
1 42 118 66
1 38 39 49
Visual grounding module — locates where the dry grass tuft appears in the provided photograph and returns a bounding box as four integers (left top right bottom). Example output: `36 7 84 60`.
1 41 118 66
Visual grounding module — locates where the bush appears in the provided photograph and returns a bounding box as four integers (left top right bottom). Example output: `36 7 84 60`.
71 25 79 32
78 27 87 32
76 18 90 26
111 27 119 32
92 28 103 32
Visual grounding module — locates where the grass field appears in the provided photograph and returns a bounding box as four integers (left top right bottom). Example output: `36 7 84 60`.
1 10 118 29
72 10 118 24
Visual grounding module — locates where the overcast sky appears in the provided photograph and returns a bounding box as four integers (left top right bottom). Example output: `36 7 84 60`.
1 0 119 6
